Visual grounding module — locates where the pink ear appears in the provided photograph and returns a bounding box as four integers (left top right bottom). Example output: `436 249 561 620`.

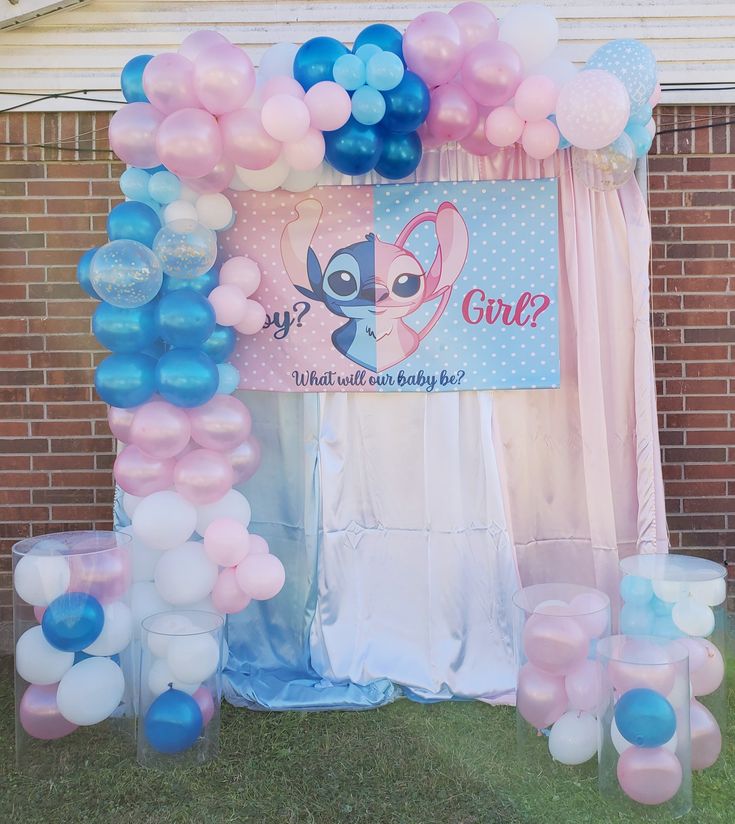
280 199 323 292
426 202 469 296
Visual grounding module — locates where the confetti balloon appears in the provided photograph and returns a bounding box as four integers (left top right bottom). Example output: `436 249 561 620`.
153 219 217 279
89 240 163 308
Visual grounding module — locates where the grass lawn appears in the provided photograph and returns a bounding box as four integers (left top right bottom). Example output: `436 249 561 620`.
0 655 732 824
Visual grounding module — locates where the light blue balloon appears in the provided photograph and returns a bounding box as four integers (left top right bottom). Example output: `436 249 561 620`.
351 85 386 126
586 39 657 112
366 51 404 92
355 44 382 64
148 170 181 205
625 122 653 158
620 575 653 606
120 168 151 201
620 602 654 635
630 104 653 126
615 688 677 749
652 614 684 639
89 239 163 308
548 115 570 149
217 363 241 394
650 595 673 617
333 53 366 91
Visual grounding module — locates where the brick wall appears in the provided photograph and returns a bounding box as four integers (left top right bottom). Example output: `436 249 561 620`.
0 107 733 632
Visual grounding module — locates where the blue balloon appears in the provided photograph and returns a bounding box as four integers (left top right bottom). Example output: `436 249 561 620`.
107 201 161 248
375 130 422 180
620 575 653 606
42 592 104 652
121 54 153 103
148 170 181 205
156 348 219 408
333 54 366 91
74 651 120 665
144 687 203 754
293 37 349 91
366 51 404 92
324 118 383 175
95 352 157 407
144 165 167 174
620 602 654 635
161 267 219 297
625 122 653 158
217 363 241 394
353 24 404 63
547 115 570 149
202 324 236 364
586 39 657 113
615 688 677 749
77 246 101 299
156 289 216 348
92 301 158 353
351 86 386 126
120 168 151 201
381 71 430 134
650 596 673 617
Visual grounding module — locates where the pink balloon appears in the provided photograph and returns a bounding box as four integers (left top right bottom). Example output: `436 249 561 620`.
180 30 230 61
564 659 604 713
108 405 137 443
192 685 216 726
459 108 498 156
129 400 191 459
462 41 523 107
690 699 722 770
235 553 285 600
189 395 252 451
208 284 249 326
143 54 200 115
645 118 656 140
174 448 234 505
555 69 630 150
284 129 325 171
194 44 256 116
182 158 235 194
108 103 164 169
219 256 261 295
304 82 351 132
113 444 174 496
234 300 267 335
204 517 251 566
426 83 478 143
404 12 463 87
68 548 131 603
262 76 305 101
19 684 78 740
687 639 724 697
649 82 662 108
608 657 676 696
417 122 444 151
514 75 558 122
211 567 251 614
248 534 270 555
617 746 683 805
522 613 588 675
485 106 524 147
522 120 560 161
33 605 46 623
567 591 608 639
448 2 499 51
156 108 223 179
220 108 282 170
229 437 261 484
517 662 568 729
261 94 311 143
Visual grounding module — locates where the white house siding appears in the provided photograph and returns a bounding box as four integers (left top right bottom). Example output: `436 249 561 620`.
0 1 734 110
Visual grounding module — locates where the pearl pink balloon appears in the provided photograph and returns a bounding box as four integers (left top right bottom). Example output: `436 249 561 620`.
113 444 175 496
284 129 325 171
143 53 200 114
522 120 560 161
485 106 524 147
688 639 724 697
129 400 191 459
220 108 282 170
19 684 78 740
262 76 305 101
204 517 251 566
182 158 235 194
417 122 444 151
174 448 234 505
108 103 164 169
211 567 251 614
248 534 270 555
522 613 588 675
189 395 252 451
236 553 285 600
567 591 608 639
234 300 267 335
462 41 523 107
108 405 137 443
608 657 676 696
448 2 499 51
180 30 230 61
555 69 630 150
261 94 311 143
564 659 604 713
304 82 351 131
426 83 478 143
690 699 722 770
192 685 216 726
156 108 223 179
459 108 498 156
194 44 256 115
230 437 261 484
68 548 131 604
219 256 261 295
404 12 463 87
208 284 249 327
617 746 683 805
517 662 568 729
514 75 558 121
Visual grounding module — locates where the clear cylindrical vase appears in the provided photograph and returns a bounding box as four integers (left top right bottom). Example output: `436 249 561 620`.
138 610 224 769
13 530 134 773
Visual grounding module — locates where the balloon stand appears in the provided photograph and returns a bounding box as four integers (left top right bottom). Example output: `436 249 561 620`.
597 636 692 816
13 531 135 773
619 554 727 771
512 583 610 766
137 610 223 769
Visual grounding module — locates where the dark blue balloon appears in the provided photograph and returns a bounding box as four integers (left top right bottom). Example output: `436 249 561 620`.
375 130 422 180
615 688 677 748
107 201 161 248
353 24 404 62
77 247 101 299
156 289 216 348
144 687 203 754
156 348 219 408
74 651 120 665
382 71 430 134
92 301 158 353
324 118 383 176
121 54 153 103
144 165 167 174
95 352 157 407
161 268 219 297
202 324 236 364
293 37 349 90
42 592 104 652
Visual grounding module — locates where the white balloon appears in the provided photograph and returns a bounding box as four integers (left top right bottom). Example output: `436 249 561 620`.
145 612 196 658
15 625 74 685
548 710 598 765
535 55 578 88
178 184 200 203
122 492 142 520
228 170 250 191
499 4 559 71
256 42 298 86
235 155 290 192
672 597 715 637
84 601 133 656
196 193 234 230
131 581 169 638
154 542 218 605
133 490 197 551
167 632 220 684
611 716 678 755
148 658 199 696
163 199 198 224
688 578 726 607
653 580 687 603
283 164 324 193
119 525 158 583
196 490 252 535
57 658 125 726
14 551 70 606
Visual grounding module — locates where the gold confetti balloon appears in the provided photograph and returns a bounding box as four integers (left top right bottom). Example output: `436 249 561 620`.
90 239 163 308
152 218 218 279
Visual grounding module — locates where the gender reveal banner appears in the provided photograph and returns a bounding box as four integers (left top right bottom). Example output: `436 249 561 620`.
224 179 559 393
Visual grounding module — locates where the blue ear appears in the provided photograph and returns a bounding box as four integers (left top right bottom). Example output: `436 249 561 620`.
293 248 323 301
